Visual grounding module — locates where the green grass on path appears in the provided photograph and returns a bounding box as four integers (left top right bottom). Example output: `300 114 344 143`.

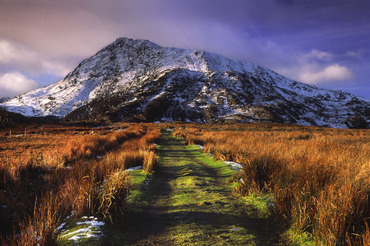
99 130 283 245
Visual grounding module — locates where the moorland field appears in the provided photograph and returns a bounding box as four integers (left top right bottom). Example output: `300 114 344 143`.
0 123 368 245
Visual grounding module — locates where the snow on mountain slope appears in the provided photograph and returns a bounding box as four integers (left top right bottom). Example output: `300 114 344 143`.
1 37 369 128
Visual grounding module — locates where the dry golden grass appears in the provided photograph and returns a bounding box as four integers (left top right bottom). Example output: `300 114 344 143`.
0 123 161 244
174 123 369 245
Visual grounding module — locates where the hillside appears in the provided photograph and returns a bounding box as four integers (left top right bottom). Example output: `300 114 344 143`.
1 37 369 128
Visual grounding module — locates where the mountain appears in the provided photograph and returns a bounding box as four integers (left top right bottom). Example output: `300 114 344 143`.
1 37 369 128
0 97 10 103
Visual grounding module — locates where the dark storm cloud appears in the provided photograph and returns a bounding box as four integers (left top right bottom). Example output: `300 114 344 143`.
0 0 369 97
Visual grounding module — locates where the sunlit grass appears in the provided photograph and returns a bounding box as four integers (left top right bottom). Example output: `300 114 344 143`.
174 123 369 245
0 123 161 244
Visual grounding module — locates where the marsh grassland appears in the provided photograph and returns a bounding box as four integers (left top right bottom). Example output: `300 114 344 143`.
0 123 368 245
175 123 369 245
0 123 160 245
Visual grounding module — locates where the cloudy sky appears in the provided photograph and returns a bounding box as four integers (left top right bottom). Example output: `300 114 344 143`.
0 0 369 98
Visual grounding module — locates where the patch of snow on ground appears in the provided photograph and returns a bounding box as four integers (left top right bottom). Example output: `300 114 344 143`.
68 228 103 242
224 161 243 170
78 216 105 227
267 198 274 208
143 176 152 190
195 144 204 149
125 166 143 171
60 216 104 242
56 222 67 232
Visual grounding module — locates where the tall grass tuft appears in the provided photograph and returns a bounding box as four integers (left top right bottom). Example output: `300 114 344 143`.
98 171 131 221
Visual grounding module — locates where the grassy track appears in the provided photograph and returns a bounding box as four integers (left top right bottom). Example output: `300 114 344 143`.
103 130 282 245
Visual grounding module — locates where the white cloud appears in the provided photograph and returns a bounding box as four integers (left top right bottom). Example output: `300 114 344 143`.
0 40 35 64
0 72 40 97
297 64 353 84
0 39 71 76
306 49 334 61
42 60 71 77
275 48 354 86
346 50 363 59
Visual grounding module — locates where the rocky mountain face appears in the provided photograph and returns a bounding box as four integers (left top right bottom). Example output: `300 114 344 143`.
0 97 10 103
1 37 369 128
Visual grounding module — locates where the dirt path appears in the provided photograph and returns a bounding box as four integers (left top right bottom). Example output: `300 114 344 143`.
104 130 282 245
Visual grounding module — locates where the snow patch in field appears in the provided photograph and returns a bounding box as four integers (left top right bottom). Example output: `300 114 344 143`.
59 216 104 242
125 166 143 171
267 199 275 208
68 228 103 242
78 216 105 227
224 161 243 170
56 222 66 232
143 177 151 190
195 144 204 149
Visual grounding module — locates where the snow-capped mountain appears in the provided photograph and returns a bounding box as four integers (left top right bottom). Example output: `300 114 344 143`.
1 37 369 128
0 97 10 103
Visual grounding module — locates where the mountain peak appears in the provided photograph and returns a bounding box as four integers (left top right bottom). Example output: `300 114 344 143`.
1 37 369 128
108 37 162 51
